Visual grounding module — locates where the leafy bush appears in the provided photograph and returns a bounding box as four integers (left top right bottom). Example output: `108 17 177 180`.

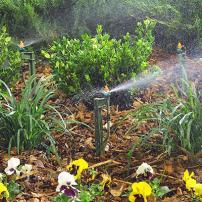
0 26 21 86
0 76 66 154
72 0 202 50
0 0 61 37
42 19 156 94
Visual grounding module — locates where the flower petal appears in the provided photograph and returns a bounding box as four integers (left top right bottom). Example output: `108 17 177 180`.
128 192 137 202
58 171 77 186
67 158 88 179
193 183 202 196
7 157 20 169
21 164 32 174
186 178 197 191
4 168 15 176
131 181 152 201
136 162 154 176
0 182 9 199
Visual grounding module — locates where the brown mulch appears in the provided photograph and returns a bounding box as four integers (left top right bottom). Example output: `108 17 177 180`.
0 50 202 201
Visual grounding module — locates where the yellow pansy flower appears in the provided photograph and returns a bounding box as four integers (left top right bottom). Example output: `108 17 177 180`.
183 170 194 182
129 181 152 202
66 158 88 180
186 178 197 191
100 173 111 191
193 184 202 201
0 182 9 199
183 170 197 191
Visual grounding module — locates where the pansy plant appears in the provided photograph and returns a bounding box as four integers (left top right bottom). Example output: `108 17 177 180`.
129 181 152 202
183 170 202 201
100 173 112 191
4 157 32 177
193 184 202 201
56 171 79 199
66 158 88 180
4 157 20 176
0 182 9 200
136 162 154 180
182 170 197 191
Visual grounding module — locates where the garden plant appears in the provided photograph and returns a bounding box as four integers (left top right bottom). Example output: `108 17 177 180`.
42 19 156 94
0 1 202 201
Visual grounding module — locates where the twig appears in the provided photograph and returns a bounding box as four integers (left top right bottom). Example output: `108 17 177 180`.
113 178 132 185
89 159 121 169
155 173 183 182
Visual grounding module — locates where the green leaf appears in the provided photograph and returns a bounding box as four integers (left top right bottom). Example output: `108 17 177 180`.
41 50 51 59
5 37 11 43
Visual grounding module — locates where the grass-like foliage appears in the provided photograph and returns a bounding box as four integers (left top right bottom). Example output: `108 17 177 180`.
0 76 65 154
170 79 202 153
42 19 156 94
126 75 202 154
0 26 21 86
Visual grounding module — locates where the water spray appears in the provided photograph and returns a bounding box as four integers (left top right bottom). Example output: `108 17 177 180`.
94 85 111 155
18 41 36 76
177 41 188 83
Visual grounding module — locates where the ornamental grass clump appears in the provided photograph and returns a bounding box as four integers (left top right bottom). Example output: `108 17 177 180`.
0 76 67 154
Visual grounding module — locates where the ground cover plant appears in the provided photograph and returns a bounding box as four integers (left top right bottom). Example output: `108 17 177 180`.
42 19 156 94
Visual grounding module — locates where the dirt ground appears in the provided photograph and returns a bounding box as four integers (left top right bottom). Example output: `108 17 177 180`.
0 49 202 202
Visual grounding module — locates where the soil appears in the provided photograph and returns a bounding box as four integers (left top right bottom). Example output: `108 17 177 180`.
0 49 202 202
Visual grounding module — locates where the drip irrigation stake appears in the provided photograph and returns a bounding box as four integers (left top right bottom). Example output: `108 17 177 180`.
94 91 111 156
19 41 36 77
21 51 36 77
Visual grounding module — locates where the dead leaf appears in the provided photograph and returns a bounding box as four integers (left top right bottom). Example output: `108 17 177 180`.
133 100 142 108
110 184 125 197
164 161 174 174
85 137 95 149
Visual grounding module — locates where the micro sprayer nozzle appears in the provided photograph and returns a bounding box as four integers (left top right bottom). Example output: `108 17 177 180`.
102 85 111 97
177 42 186 55
19 41 25 52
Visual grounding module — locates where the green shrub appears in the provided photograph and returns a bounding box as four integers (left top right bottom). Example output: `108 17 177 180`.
0 76 67 154
0 26 21 86
0 0 61 37
72 0 202 50
42 19 156 94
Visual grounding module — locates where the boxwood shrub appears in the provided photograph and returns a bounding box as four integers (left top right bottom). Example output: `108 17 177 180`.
42 19 156 95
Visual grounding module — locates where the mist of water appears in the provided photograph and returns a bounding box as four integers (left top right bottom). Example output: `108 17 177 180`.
23 38 43 47
106 55 202 94
109 71 160 93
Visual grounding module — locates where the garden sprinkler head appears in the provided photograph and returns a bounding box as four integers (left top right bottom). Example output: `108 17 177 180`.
94 85 111 156
177 42 183 50
102 85 111 97
177 41 186 55
19 40 25 52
